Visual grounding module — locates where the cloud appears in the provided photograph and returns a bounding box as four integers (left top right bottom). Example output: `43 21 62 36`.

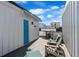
29 4 65 26
51 15 62 26
47 15 54 18
42 21 53 25
21 1 27 3
38 15 45 20
51 6 59 10
45 9 50 11
15 1 28 4
60 5 65 8
29 9 45 15
34 1 46 7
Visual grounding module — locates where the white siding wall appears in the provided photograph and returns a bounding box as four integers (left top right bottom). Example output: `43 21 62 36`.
77 2 79 56
0 2 23 56
0 2 39 56
29 19 39 42
33 21 39 40
0 7 3 56
24 13 39 43
63 2 72 56
63 1 79 57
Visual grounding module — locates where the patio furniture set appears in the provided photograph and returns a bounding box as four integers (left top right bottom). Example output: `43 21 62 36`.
45 34 65 57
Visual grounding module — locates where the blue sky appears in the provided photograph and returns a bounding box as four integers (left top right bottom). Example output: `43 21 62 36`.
15 1 66 26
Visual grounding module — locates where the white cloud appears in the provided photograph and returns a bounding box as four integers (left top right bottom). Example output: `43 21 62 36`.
34 1 46 7
51 5 64 16
42 21 53 25
29 8 51 15
61 5 65 8
45 9 50 11
15 1 27 4
51 6 59 10
59 8 64 14
21 1 27 3
29 5 65 26
47 15 54 18
29 9 45 15
38 15 45 20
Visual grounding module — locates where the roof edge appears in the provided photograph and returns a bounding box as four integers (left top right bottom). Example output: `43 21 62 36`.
8 1 42 22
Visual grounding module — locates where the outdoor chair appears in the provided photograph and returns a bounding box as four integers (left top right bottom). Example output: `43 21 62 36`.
47 34 61 45
45 37 64 57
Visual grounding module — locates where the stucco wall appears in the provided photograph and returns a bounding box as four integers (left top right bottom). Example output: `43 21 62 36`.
0 2 23 56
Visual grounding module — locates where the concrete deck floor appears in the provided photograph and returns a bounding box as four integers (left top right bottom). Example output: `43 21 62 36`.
3 37 70 57
28 37 48 57
28 37 70 57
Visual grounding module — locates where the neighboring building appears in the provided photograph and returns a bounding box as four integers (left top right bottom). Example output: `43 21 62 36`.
0 2 41 56
62 1 79 57
51 22 60 29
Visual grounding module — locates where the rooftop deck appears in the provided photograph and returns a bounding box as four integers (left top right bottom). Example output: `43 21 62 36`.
28 37 48 57
28 37 70 57
3 36 70 57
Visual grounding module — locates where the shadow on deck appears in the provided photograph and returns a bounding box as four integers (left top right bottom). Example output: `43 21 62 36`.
3 39 37 57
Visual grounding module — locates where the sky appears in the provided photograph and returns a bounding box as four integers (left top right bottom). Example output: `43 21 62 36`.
15 1 66 26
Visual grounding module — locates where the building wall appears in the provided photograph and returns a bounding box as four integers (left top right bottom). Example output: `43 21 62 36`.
51 22 60 29
55 22 60 28
62 1 79 57
0 2 24 56
24 14 39 42
29 20 39 42
77 1 79 56
0 2 40 56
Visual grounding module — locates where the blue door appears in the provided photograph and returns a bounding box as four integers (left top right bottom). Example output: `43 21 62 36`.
24 20 29 45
